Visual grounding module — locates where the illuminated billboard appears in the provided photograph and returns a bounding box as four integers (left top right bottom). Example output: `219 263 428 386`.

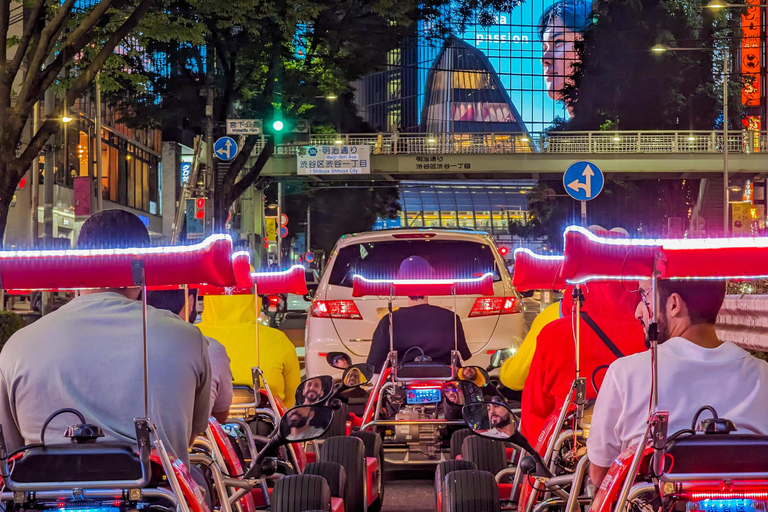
417 0 591 134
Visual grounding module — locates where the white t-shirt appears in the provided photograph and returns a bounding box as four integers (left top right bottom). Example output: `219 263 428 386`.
588 337 768 468
0 292 211 469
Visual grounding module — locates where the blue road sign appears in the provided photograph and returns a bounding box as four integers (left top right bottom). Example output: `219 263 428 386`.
563 161 604 201
214 137 238 161
306 252 315 263
180 162 192 184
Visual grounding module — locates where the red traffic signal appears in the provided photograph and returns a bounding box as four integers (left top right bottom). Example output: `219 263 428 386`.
499 246 509 256
195 198 205 219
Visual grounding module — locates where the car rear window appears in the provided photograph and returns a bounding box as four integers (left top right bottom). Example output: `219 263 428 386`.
328 240 503 288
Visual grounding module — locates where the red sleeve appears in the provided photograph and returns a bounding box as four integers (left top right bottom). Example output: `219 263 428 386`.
520 321 576 444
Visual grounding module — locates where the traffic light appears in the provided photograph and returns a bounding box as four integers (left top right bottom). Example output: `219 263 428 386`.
195 198 205 219
499 246 509 257
272 120 284 132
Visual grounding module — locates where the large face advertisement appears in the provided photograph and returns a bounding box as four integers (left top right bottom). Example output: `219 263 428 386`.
418 0 591 134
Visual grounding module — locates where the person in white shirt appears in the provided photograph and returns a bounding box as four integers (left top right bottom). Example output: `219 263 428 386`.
587 279 768 487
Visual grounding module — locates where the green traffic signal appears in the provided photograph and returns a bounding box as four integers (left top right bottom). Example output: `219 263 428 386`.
272 120 284 132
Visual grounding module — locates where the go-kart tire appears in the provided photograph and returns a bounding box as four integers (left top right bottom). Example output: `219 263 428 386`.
351 431 385 512
304 461 347 500
461 435 507 475
442 469 500 512
321 436 366 512
450 429 474 460
321 402 348 439
271 474 331 512
434 459 477 511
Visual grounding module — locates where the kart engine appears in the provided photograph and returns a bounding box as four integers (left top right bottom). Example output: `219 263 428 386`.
385 405 441 458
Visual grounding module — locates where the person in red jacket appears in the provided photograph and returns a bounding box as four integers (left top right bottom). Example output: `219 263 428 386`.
520 280 646 444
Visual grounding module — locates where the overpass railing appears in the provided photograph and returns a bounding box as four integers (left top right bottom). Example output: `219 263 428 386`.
261 131 767 155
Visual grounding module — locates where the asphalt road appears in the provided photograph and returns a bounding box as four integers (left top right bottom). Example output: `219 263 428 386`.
381 469 437 512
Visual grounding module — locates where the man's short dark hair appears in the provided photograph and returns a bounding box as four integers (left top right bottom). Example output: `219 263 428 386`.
657 280 726 325
146 289 187 316
538 0 593 40
77 209 150 249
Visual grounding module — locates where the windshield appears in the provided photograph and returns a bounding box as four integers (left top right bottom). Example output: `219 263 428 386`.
329 240 502 288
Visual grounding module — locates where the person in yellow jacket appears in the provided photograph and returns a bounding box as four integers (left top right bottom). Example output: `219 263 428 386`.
499 301 561 391
197 293 301 408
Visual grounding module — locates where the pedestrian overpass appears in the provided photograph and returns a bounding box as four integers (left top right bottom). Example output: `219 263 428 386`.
258 131 768 180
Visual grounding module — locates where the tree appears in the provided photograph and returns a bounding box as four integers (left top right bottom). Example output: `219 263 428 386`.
0 0 155 240
113 0 524 230
563 0 740 130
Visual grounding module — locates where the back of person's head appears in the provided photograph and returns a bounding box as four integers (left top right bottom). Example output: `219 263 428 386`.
538 0 592 39
398 255 433 301
77 209 150 249
146 289 186 316
657 280 726 325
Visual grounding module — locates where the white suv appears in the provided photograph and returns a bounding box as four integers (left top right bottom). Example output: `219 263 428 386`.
305 228 524 377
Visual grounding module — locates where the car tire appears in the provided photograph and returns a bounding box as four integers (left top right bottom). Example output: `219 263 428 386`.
304 461 346 500
461 435 507 475
434 459 477 512
321 436 366 512
351 431 384 512
271 474 331 512
321 402 348 439
443 470 500 512
450 429 474 460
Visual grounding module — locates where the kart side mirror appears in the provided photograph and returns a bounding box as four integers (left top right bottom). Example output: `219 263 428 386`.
442 380 483 407
295 375 335 405
462 401 518 440
341 363 375 388
489 349 516 370
326 351 353 370
457 366 491 387
279 405 334 443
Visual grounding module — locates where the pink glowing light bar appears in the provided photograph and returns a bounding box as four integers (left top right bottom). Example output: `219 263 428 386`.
351 273 495 298
512 248 565 292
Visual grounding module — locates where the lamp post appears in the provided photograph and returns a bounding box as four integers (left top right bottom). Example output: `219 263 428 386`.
652 44 731 235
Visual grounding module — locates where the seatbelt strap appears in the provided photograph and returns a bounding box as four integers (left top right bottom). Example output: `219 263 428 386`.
580 312 624 358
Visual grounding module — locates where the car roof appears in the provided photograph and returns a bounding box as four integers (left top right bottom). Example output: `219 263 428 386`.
334 228 497 248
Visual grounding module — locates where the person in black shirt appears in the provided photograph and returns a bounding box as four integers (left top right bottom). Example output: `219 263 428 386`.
366 256 472 372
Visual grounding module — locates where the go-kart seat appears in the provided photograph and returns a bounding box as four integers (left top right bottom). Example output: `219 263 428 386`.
395 362 454 381
661 433 768 481
10 442 149 489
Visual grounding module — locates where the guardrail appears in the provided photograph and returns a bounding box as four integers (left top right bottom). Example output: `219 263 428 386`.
257 131 768 155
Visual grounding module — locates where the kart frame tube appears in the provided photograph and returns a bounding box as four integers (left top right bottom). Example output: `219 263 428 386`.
0 488 180 508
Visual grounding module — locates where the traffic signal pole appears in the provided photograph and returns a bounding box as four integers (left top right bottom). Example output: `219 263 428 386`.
277 181 283 265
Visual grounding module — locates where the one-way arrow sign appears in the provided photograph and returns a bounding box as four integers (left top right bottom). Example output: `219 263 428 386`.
563 161 604 201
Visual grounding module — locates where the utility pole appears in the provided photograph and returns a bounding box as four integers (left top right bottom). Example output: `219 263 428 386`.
41 74 55 316
276 181 283 266
95 72 104 212
205 44 215 236
31 102 39 245
306 205 311 256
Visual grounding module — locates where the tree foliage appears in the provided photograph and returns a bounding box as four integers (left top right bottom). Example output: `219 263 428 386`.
562 0 741 130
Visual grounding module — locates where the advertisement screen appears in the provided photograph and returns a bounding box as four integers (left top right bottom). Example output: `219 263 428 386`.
417 0 590 134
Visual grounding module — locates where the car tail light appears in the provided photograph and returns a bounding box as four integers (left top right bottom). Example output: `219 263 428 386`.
268 295 280 305
392 233 436 239
469 297 521 317
310 300 363 320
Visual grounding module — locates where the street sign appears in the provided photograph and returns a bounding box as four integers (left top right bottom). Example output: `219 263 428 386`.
280 213 289 226
306 252 315 263
280 226 288 238
298 145 371 175
226 119 262 135
563 161 604 201
214 136 238 161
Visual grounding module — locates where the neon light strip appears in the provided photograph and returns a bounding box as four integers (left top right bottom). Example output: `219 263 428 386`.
352 273 494 285
231 250 251 260
513 248 565 261
690 493 768 500
251 264 305 277
565 224 768 250
0 234 231 258
668 274 768 281
566 275 650 285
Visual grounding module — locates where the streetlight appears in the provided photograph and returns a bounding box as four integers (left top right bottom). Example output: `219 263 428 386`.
652 44 731 235
706 0 768 8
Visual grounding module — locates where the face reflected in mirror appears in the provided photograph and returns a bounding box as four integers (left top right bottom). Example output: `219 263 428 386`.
463 401 516 440
341 363 374 388
443 382 464 406
458 366 488 387
296 376 333 405
280 405 333 442
327 352 352 370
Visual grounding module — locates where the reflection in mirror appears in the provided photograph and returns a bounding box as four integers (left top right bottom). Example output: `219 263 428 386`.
457 366 490 387
489 348 516 369
326 352 352 370
280 405 334 442
462 400 517 440
295 375 334 405
342 363 374 387
443 380 483 407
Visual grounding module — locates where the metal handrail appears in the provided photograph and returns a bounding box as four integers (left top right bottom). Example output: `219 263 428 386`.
254 130 768 156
